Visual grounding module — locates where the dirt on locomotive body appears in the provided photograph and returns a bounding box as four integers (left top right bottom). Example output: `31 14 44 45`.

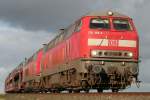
5 11 140 93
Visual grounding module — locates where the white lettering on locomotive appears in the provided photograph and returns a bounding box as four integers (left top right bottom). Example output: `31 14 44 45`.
108 40 119 47
88 31 109 35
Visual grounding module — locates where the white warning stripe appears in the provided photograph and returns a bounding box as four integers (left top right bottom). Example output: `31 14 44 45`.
119 40 136 47
88 39 108 46
88 38 136 47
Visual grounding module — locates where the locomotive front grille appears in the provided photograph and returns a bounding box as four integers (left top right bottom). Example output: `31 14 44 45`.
91 50 133 58
104 51 122 56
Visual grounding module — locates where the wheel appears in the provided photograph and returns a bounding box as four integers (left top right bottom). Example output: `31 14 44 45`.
68 90 72 93
84 89 89 93
97 89 103 93
73 90 80 93
112 89 118 92
81 80 88 89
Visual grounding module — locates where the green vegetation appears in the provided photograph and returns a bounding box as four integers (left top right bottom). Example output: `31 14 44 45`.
0 94 5 100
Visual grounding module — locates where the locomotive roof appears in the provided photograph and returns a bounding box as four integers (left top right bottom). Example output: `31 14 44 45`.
83 11 129 18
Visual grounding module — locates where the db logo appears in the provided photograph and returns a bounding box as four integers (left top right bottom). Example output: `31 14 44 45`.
108 40 118 46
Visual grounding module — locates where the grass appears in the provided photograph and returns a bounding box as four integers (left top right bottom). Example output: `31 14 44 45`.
0 94 5 100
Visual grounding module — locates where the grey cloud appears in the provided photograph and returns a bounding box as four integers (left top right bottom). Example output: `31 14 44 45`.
0 26 55 69
0 0 148 32
0 0 97 31
0 26 54 93
0 0 149 32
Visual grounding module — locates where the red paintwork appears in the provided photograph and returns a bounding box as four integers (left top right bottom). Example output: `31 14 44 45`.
23 15 139 80
5 13 139 92
41 31 81 73
36 49 43 75
80 16 139 60
21 49 43 83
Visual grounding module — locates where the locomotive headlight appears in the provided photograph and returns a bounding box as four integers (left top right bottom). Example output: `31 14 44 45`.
108 11 113 16
128 52 133 57
91 50 97 57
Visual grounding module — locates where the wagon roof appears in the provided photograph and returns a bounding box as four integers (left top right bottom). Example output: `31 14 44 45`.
83 11 129 18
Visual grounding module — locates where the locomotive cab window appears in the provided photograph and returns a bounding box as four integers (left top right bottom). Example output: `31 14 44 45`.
113 19 133 31
90 18 110 29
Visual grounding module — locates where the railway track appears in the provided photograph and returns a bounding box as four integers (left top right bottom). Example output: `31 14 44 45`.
5 92 150 100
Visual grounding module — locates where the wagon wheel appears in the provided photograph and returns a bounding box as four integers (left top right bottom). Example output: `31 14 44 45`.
81 80 89 93
97 88 103 93
73 89 80 93
84 89 89 93
68 89 72 93
112 88 119 92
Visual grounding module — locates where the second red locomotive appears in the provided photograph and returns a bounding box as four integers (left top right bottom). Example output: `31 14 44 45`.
5 11 140 93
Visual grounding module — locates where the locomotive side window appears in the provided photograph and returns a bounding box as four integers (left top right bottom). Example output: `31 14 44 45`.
113 19 132 31
33 54 37 60
43 44 48 53
90 18 110 29
75 20 82 32
65 24 76 38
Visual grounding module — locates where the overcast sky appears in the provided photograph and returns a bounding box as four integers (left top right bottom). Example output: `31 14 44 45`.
0 0 150 93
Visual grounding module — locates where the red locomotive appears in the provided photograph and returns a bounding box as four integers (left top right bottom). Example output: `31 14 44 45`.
5 11 140 93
